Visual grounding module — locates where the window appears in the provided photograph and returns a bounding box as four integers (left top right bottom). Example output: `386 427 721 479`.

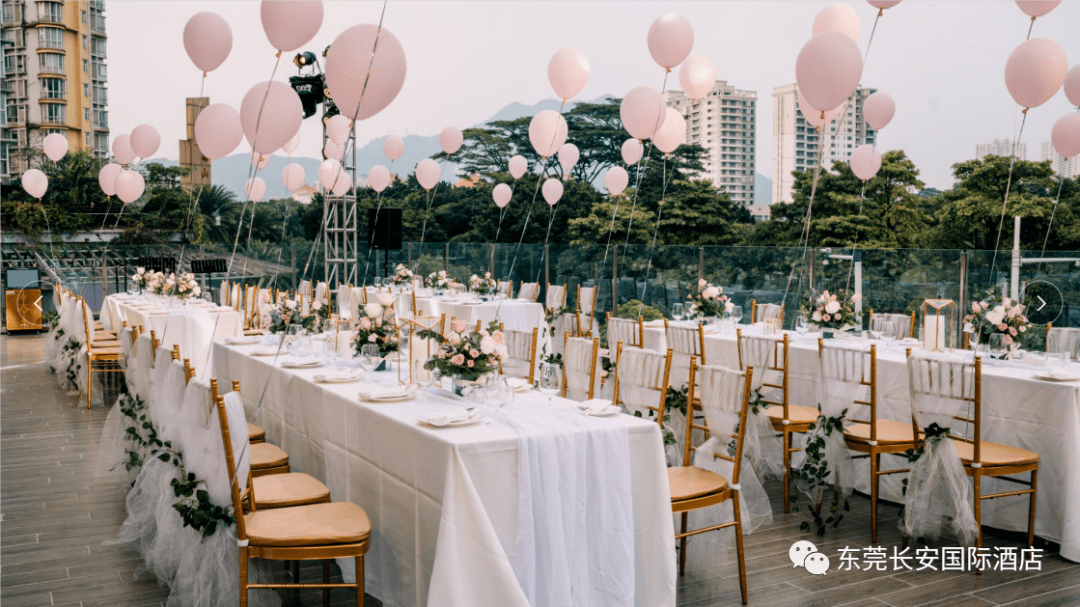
83 59 88 72
84 83 89 96
39 27 64 49
82 10 87 23
42 104 66 124
42 128 65 137
40 78 65 99
96 109 107 127
2 54 13 74
82 34 88 49
40 2 63 23
85 132 91 145
84 107 90 120
38 52 64 74
5 102 17 124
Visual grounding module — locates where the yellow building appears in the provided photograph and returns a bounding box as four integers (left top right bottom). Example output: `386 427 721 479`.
1 0 108 177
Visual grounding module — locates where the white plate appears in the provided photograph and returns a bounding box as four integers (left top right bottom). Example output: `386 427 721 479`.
360 385 419 402
418 410 482 427
251 347 284 357
1031 372 1079 382
280 359 324 369
224 337 260 345
584 406 622 417
314 371 366 384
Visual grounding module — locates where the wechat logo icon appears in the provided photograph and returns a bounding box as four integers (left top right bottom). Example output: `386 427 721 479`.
789 540 830 575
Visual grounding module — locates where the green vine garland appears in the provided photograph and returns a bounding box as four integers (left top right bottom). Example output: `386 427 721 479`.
789 406 850 536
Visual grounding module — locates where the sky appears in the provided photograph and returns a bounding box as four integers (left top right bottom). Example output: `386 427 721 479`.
105 0 1080 191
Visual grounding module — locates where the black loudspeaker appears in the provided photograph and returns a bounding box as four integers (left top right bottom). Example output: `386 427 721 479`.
368 208 403 250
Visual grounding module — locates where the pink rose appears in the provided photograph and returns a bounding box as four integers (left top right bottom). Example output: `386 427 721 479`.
452 319 468 333
467 360 474 367
972 302 981 314
1004 335 1013 345
1009 327 1017 336
998 323 1008 332
822 313 831 322
469 349 479 358
492 332 504 345
451 354 465 366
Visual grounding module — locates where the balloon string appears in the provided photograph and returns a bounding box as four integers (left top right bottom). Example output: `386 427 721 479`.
636 155 672 318
987 110 1028 288
843 179 871 294
413 152 449 271
620 69 670 255
183 74 209 235
494 157 551 318
1034 106 1079 278
1026 17 1035 40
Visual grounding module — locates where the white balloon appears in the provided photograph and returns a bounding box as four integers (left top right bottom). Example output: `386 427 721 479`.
281 131 302 155
605 166 629 196
678 56 717 100
98 163 122 196
281 163 305 192
367 164 391 192
324 140 345 161
508 155 528 179
492 183 512 208
245 176 266 202
621 138 644 165
558 143 580 174
21 169 48 199
542 178 563 206
528 110 568 157
318 158 347 190
439 126 463 155
43 133 68 162
115 170 145 204
652 107 686 154
415 158 441 190
326 114 351 146
384 136 404 161
849 145 882 181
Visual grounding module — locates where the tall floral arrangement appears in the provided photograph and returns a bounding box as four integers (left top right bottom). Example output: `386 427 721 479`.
390 264 414 286
964 292 1029 348
687 279 732 318
264 298 322 334
469 272 496 296
426 270 450 290
172 273 201 300
803 289 860 330
146 271 166 295
421 319 508 381
352 300 399 356
130 266 148 290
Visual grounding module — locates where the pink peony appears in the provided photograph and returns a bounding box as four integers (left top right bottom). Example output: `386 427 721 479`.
1009 327 1017 336
972 302 981 314
467 360 474 367
822 313 831 322
451 354 465 366
492 332 504 345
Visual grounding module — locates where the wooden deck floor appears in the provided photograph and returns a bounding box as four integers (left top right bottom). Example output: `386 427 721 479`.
2 333 1077 607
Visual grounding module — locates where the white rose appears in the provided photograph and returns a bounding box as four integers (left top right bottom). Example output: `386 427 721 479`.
312 300 322 310
479 336 495 355
137 267 145 274
698 279 707 288
703 286 720 300
724 301 734 312
449 332 462 346
494 344 509 359
812 310 823 322
378 293 395 307
285 299 297 310
824 301 841 315
365 303 382 318
985 310 1004 325
368 334 377 343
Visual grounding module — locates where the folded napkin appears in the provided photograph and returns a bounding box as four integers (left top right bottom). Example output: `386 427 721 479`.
578 398 619 416
417 408 479 427
506 377 531 392
358 384 418 401
279 357 324 369
1037 368 1078 380
224 336 260 345
313 369 366 383
251 346 284 357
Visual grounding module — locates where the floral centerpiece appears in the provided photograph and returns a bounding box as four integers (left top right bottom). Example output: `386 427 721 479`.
130 267 148 291
803 289 860 331
172 272 202 300
390 263 414 287
263 298 323 334
421 319 509 388
146 271 166 295
426 270 450 290
964 291 1028 351
687 279 733 319
469 272 497 297
352 300 399 357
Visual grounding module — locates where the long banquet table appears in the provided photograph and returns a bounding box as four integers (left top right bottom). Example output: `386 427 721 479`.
212 340 677 607
645 320 1080 561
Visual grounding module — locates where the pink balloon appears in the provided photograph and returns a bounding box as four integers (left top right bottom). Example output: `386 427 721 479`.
679 56 717 100
324 141 344 161
98 163 122 196
368 165 391 193
112 134 136 165
115 170 145 204
542 178 563 206
867 1 901 9
326 115 351 146
1015 1 1061 18
245 177 266 202
439 127 463 155
251 150 271 170
528 110 568 157
130 124 160 159
260 0 323 52
813 4 860 43
863 92 896 130
194 103 243 160
415 158 441 190
1066 65 1080 107
43 133 68 162
508 155 528 179
282 163 305 192
183 12 232 73
548 48 590 101
384 136 404 162
1004 38 1068 109
558 143 580 173
647 13 693 70
849 145 882 181
797 87 841 128
796 31 864 113
325 24 406 122
653 107 686 154
21 169 47 199
621 138 644 165
331 174 351 197
318 159 346 190
282 132 301 155
620 86 665 140
240 81 303 154
492 183 512 208
1051 114 1080 159
605 166 629 196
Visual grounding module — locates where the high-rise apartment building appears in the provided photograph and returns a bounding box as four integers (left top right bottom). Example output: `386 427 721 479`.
771 83 877 205
1041 141 1080 179
1 35 14 182
663 80 760 217
1 0 108 177
976 139 1025 160
179 97 211 192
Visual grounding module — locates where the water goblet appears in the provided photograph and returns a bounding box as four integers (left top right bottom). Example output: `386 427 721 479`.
730 305 743 325
414 357 433 402
538 362 561 404
671 303 684 322
988 333 1007 365
881 321 897 347
360 344 381 372
796 313 810 338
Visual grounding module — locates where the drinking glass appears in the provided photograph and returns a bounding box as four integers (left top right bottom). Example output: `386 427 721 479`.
538 362 561 403
414 357 433 402
870 315 885 339
286 324 305 348
486 374 512 408
671 303 684 322
730 305 743 325
796 313 810 337
880 321 897 347
988 333 1007 364
323 330 339 365
1045 351 1067 370
360 344 381 372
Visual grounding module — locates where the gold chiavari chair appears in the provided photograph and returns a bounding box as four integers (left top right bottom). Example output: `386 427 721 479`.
672 359 753 603
545 283 567 312
737 330 809 513
228 381 291 477
232 381 266 444
867 309 917 339
211 380 371 607
606 313 644 349
905 352 1040 555
666 319 710 448
611 344 674 424
1046 324 1080 359
497 279 514 299
517 282 540 302
750 300 784 324
575 284 599 338
149 330 161 352
561 330 599 401
79 297 124 409
827 340 917 543
499 325 539 384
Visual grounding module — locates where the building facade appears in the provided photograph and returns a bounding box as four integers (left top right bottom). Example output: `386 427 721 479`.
771 83 877 205
1 35 14 182
179 97 210 192
663 80 760 217
976 138 1025 160
1041 141 1080 179
1 0 108 178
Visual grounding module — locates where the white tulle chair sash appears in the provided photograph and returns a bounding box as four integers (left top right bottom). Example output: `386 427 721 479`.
518 282 539 301
757 303 782 321
563 336 597 401
607 317 640 350
615 346 668 419
735 333 787 479
545 285 566 311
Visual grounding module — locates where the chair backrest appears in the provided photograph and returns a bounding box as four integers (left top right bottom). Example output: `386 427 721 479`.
869 309 915 339
210 379 254 542
606 313 643 349
219 281 230 307
906 350 981 462
497 280 513 299
665 319 705 362
78 298 94 346
500 326 539 383
518 282 540 302
244 285 257 328
562 331 599 401
1047 325 1080 359
613 344 674 423
753 301 784 323
818 339 877 431
576 285 599 337
150 330 160 352
545 284 567 311
685 360 753 485
736 329 789 411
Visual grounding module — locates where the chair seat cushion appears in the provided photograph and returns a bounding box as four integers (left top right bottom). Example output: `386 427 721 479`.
243 329 264 336
765 404 819 425
92 340 122 349
90 347 123 356
245 501 371 547
952 439 1040 467
252 472 330 509
668 466 728 502
248 423 266 442
251 442 289 469
844 420 917 445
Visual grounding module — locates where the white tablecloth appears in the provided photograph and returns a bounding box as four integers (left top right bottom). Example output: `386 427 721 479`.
644 321 1080 561
413 296 545 334
212 342 677 607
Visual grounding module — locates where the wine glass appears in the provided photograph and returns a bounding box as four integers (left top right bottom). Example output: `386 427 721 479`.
323 329 339 366
730 305 743 325
538 362 561 404
286 324 305 348
671 303 684 322
881 321 897 347
796 313 810 338
486 374 512 408
360 344 382 372
988 333 1007 365
869 315 885 340
415 357 433 402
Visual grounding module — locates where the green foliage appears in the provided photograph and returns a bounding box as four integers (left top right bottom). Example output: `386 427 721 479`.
172 473 235 538
615 299 664 321
790 406 850 536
